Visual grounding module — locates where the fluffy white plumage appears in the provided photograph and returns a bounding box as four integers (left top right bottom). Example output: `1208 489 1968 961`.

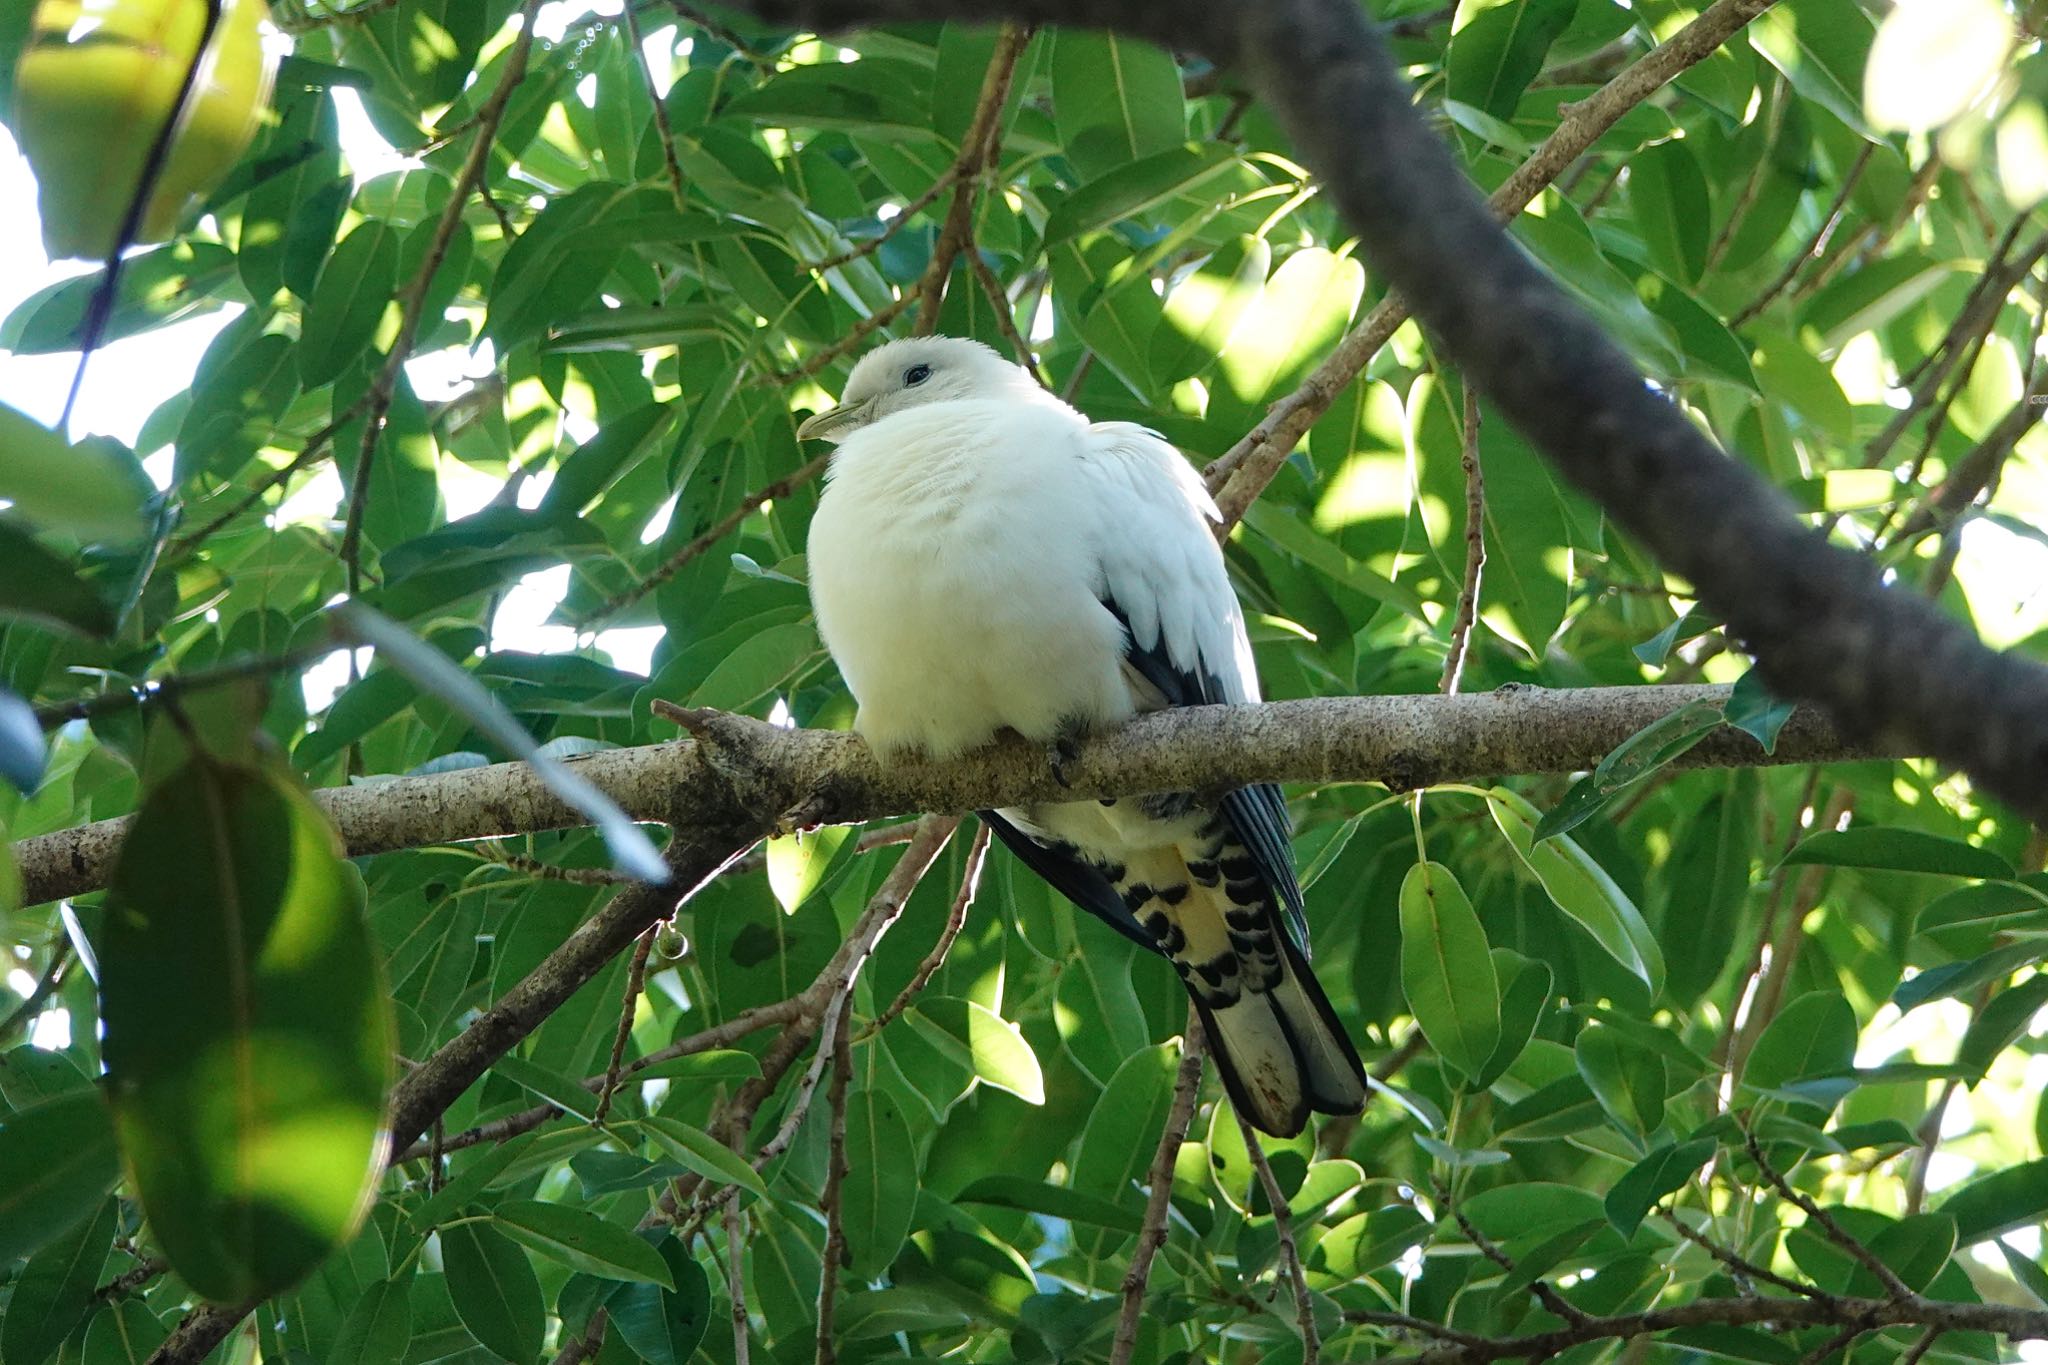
803 336 1365 1136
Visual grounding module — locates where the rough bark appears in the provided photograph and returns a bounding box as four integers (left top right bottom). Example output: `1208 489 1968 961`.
18 684 1886 906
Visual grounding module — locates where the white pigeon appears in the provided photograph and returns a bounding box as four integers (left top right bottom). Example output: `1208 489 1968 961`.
800 335 1367 1137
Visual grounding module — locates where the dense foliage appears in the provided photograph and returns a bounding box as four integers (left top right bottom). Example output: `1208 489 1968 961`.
3 0 2048 1362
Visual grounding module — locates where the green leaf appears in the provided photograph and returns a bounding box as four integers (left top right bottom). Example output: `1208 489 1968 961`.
1783 826 2014 880
493 1200 674 1286
440 1218 546 1364
605 1236 712 1365
0 520 118 636
490 1053 600 1121
954 1176 1144 1233
1397 860 1500 1080
1629 138 1713 284
904 997 1046 1104
100 756 392 1303
1488 787 1664 997
1050 32 1185 179
1151 235 1270 383
639 1117 768 1199
1533 697 1726 842
540 403 675 518
1312 1205 1431 1277
1072 1043 1178 1251
1606 1139 1716 1238
0 405 151 541
1043 144 1238 248
1957 973 2048 1082
1472 949 1551 1090
1447 0 1578 118
842 1085 921 1280
298 222 400 386
1943 1158 2048 1244
0 1194 115 1365
1742 991 1856 1115
685 620 822 714
1846 1213 1955 1296
630 1050 765 1084
765 822 855 914
1575 1022 1665 1136
2 242 236 353
1663 774 1761 1006
328 1267 416 1365
1896 942 2045 1012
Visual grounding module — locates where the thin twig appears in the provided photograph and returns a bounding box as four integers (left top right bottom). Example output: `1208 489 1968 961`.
339 0 547 593
1729 143 1876 328
622 0 689 211
967 245 1051 387
1440 383 1486 693
1202 0 1780 527
860 821 991 1040
581 450 831 627
914 24 1032 335
1239 1113 1321 1362
1743 1127 1916 1303
1449 1190 1591 1327
726 1204 752 1365
806 169 961 273
1660 1210 1821 1299
1109 1010 1207 1365
815 993 854 1365
754 816 959 1168
0 942 71 1041
594 929 656 1123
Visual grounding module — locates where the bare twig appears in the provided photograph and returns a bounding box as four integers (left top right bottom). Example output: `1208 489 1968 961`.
339 0 547 594
1203 0 1780 526
967 244 1051 387
726 1204 752 1365
1240 1113 1320 1362
815 993 855 1365
594 929 657 1123
582 450 831 627
1440 383 1486 693
1449 1189 1590 1328
914 24 1031 334
622 0 689 211
1730 143 1876 328
1660 1210 1821 1299
860 820 991 1040
1109 1010 1207 1365
1742 1127 1916 1303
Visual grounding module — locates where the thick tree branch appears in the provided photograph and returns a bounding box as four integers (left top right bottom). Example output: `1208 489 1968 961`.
1346 1292 2048 1363
714 0 2048 820
17 685 1890 906
1200 0 1778 513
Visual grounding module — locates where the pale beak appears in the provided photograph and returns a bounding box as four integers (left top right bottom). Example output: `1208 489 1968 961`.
796 400 872 443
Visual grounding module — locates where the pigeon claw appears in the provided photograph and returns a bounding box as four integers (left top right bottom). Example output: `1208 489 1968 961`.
1047 734 1082 789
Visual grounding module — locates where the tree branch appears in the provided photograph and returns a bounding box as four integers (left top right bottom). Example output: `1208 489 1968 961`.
1345 1292 2048 1363
711 0 2048 821
337 0 546 594
1200 0 1779 515
1109 1011 1206 1365
17 684 1892 906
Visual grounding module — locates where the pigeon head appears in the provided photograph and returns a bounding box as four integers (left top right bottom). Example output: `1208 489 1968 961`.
796 336 1038 443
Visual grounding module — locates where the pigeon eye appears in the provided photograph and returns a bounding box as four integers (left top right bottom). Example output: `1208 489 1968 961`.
903 363 932 386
